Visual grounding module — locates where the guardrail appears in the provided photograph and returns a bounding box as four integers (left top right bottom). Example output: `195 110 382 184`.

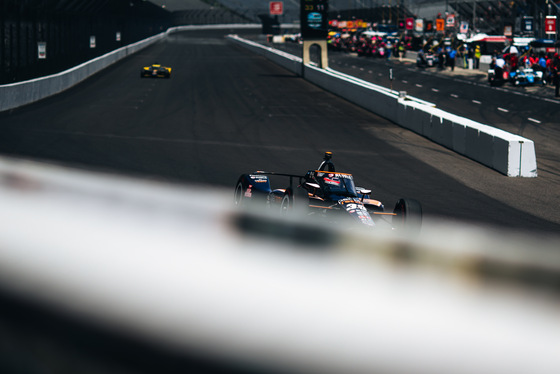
0 24 247 114
0 33 167 113
0 156 558 373
0 24 264 114
226 35 537 178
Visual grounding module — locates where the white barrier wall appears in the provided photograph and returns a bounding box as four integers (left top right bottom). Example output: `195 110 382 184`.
0 24 268 114
0 24 265 114
0 33 168 113
227 35 537 177
394 100 536 176
224 33 303 75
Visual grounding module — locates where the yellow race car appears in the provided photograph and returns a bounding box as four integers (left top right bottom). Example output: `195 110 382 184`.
140 64 171 78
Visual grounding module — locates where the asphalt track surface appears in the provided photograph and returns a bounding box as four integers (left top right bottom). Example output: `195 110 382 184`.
1 29 559 234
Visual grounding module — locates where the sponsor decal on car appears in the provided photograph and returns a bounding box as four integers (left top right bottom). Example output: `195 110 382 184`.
339 198 360 204
363 198 383 207
317 172 353 178
249 175 269 182
324 177 341 185
245 185 253 198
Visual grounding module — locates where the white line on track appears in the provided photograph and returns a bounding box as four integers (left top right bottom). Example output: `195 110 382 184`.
472 100 482 104
453 78 473 84
333 57 560 106
415 84 423 87
528 118 541 124
431 88 439 92
498 107 509 113
509 90 527 97
489 87 560 105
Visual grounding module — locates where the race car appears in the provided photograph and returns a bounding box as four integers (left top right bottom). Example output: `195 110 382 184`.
416 51 437 68
140 64 171 78
234 152 422 233
508 68 545 86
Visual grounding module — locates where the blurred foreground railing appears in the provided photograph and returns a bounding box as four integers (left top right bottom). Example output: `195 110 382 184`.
0 156 559 374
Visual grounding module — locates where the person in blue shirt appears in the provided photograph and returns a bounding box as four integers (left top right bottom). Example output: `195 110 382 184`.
538 54 547 70
448 48 457 71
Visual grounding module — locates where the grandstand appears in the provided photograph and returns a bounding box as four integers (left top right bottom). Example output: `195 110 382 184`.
152 0 558 37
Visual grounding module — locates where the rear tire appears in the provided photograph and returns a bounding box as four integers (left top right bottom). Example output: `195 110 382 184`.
280 187 309 216
392 198 422 236
234 180 245 207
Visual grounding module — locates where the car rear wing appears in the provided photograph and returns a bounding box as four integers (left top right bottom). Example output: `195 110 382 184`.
251 171 306 190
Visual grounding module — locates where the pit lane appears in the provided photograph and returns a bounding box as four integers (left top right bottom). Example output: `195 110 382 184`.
0 29 559 233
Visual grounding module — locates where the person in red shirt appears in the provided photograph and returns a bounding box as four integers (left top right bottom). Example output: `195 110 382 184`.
552 54 560 97
546 54 554 84
529 53 539 68
510 53 518 70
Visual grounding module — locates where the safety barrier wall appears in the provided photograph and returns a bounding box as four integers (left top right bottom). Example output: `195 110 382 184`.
0 33 166 113
222 32 303 76
0 24 264 114
394 100 535 176
302 65 401 124
227 35 537 177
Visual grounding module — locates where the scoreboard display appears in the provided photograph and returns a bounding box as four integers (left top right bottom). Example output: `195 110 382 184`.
300 0 329 39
